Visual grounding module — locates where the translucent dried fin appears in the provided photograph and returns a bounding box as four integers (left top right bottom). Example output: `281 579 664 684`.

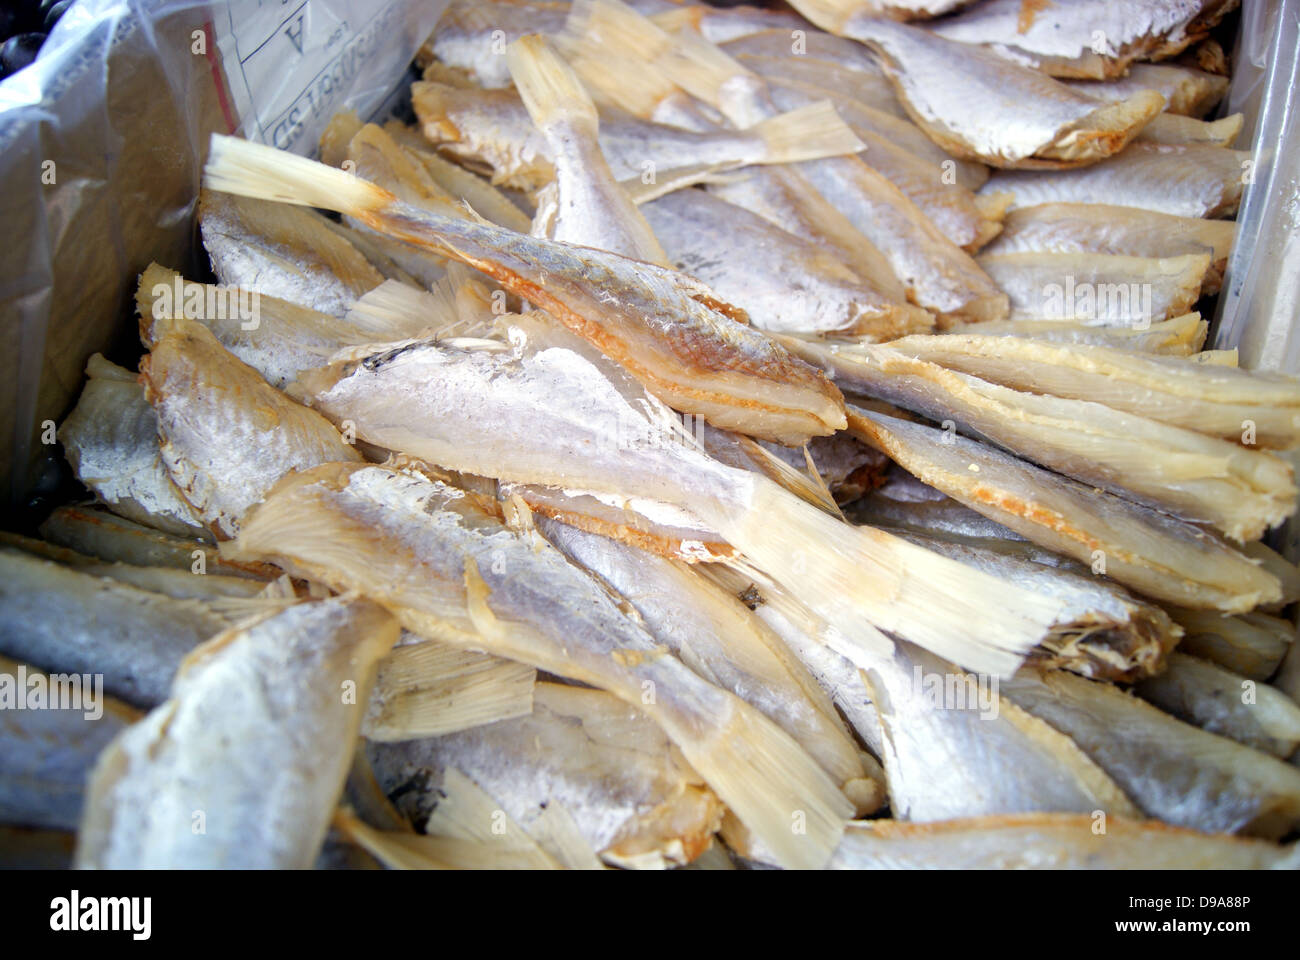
363 640 536 741
507 34 600 137
343 279 462 341
736 436 842 518
332 807 558 870
205 135 396 213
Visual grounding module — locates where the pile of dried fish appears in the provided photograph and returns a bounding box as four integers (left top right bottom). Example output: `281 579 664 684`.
8 0 1300 872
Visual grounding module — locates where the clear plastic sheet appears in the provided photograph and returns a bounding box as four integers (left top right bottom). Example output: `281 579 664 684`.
0 0 446 509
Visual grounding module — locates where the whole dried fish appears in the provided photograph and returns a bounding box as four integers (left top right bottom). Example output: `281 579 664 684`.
641 188 933 338
981 204 1235 294
369 682 726 868
423 0 570 88
205 136 850 445
787 339 1296 541
942 312 1208 355
982 143 1250 217
975 251 1209 324
76 598 399 868
58 353 207 539
139 315 362 539
929 0 1240 79
1166 609 1296 681
1062 62 1230 117
846 408 1282 612
830 814 1300 869
786 2 1164 167
886 333 1300 449
1137 112 1243 148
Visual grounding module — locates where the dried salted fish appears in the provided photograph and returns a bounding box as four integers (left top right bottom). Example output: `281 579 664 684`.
204 135 847 445
76 598 399 868
982 143 1250 217
1062 62 1230 118
845 408 1281 612
0 655 142 831
538 516 881 811
975 251 1209 324
1136 653 1300 758
928 0 1240 79
58 353 207 539
1002 666 1300 839
981 204 1235 295
786 2 1163 167
139 315 362 539
886 333 1300 449
829 815 1299 869
1137 112 1243 148
199 191 386 316
942 312 1208 355
369 682 725 868
1166 609 1296 681
786 339 1295 541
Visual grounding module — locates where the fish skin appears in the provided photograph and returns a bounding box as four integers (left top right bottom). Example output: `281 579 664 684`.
786 8 1164 167
641 188 934 337
1002 665 1300 840
0 655 142 832
0 548 240 708
139 316 362 539
368 682 726 868
75 598 399 869
981 203 1235 294
938 313 1209 354
199 191 384 316
425 0 571 88
1137 652 1300 758
982 143 1250 217
1136 111 1243 148
1168 609 1296 681
733 51 908 119
225 462 852 869
58 354 208 539
1062 62 1230 117
864 641 1140 822
929 0 1241 80
537 516 877 810
830 814 1300 869
976 250 1209 324
845 407 1283 613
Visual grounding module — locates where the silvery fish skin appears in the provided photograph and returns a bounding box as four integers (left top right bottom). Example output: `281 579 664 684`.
929 0 1240 79
886 333 1300 448
537 516 880 811
981 203 1236 294
424 0 570 88
369 682 726 868
199 191 385 316
976 251 1209 324
789 340 1296 542
226 463 853 869
940 313 1208 355
982 143 1250 217
641 189 933 338
58 354 208 539
412 82 857 191
76 598 399 869
863 641 1140 822
38 505 276 581
894 532 1179 682
845 408 1282 612
1002 665 1300 839
706 165 909 304
1062 62 1230 117
786 6 1163 167
1136 652 1300 758
1137 112 1243 148
0 548 241 708
829 814 1300 869
0 655 142 831
139 317 362 539
763 78 1005 249
1168 609 1296 681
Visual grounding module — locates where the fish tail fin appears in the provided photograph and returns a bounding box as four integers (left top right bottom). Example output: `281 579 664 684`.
507 35 599 138
344 278 461 341
703 478 1067 677
204 133 395 218
751 101 865 164
680 697 851 869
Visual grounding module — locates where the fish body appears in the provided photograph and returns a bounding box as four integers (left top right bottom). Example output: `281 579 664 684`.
1062 62 1230 117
